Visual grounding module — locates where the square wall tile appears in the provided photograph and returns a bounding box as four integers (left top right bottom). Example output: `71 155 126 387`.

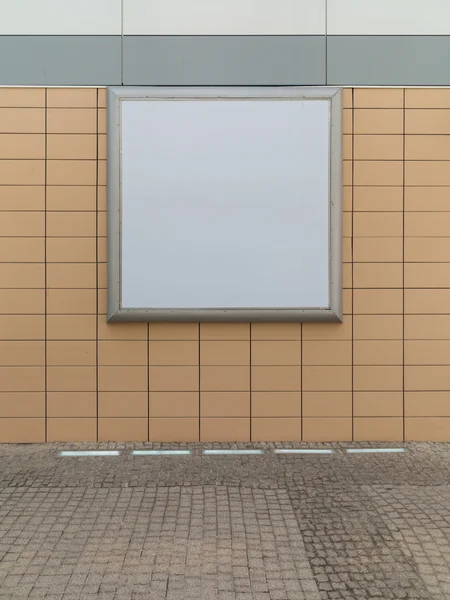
405 366 450 391
405 340 450 365
0 186 45 211
405 418 450 442
0 367 44 392
0 290 44 315
47 366 96 392
0 88 45 108
149 323 198 340
354 161 403 186
200 392 250 418
47 88 97 108
47 108 96 133
98 418 148 442
302 366 352 392
0 315 45 340
354 366 403 392
0 108 45 133
46 212 96 236
98 320 147 340
47 392 97 418
46 186 96 211
251 418 301 442
405 264 450 288
47 134 97 159
98 392 148 418
46 160 96 186
251 341 300 366
149 366 199 391
47 418 96 442
404 290 450 315
302 341 352 366
302 392 352 417
354 88 403 109
0 264 44 288
46 264 96 289
353 417 403 441
0 134 45 159
252 366 300 392
353 316 403 340
405 392 450 417
404 315 450 339
354 392 403 417
353 290 403 315
46 290 96 314
150 418 199 442
200 366 250 391
353 341 403 365
150 341 199 365
251 392 301 418
0 341 45 366
302 418 352 442
46 341 96 366
354 109 403 134
200 418 250 442
0 418 45 442
46 238 96 263
0 392 44 418
250 323 301 340
353 212 403 237
149 392 199 418
354 186 403 212
353 238 403 263
98 341 147 366
354 135 403 160
47 315 96 340
200 323 250 340
200 341 249 365
98 366 148 392
302 319 352 341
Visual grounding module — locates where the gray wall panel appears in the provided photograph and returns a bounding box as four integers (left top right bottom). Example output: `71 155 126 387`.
0 36 121 85
327 36 450 85
123 36 326 85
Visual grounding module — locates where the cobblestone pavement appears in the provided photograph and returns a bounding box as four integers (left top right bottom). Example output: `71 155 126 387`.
0 442 450 599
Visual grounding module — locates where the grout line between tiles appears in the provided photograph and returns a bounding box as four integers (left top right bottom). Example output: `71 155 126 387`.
249 323 252 442
402 88 406 442
95 89 99 442
44 88 48 442
300 324 303 441
351 87 355 442
198 324 201 442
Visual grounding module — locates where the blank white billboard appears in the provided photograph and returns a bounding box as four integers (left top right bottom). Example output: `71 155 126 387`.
107 87 342 322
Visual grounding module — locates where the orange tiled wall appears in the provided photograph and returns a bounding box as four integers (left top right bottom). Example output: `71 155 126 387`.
1 86 450 443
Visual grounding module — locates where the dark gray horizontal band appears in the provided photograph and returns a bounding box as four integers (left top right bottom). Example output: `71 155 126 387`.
327 36 450 86
1 35 450 86
0 36 121 85
122 36 326 85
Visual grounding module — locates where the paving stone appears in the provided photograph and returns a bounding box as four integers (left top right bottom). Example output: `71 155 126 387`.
0 442 449 598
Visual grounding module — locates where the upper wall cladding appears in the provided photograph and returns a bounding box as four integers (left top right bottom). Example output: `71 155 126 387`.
2 0 450 36
1 0 450 85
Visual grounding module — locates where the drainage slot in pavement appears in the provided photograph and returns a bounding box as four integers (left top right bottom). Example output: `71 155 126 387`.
274 448 335 455
203 449 264 455
131 450 192 456
345 448 407 454
58 450 120 457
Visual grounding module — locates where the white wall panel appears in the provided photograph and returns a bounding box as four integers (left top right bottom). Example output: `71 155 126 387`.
0 0 122 35
328 0 450 35
123 0 325 35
